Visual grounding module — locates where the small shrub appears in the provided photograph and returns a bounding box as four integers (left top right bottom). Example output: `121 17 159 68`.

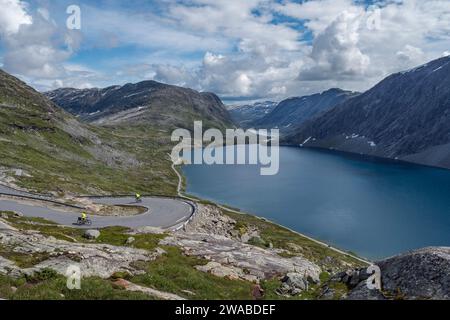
26 268 59 283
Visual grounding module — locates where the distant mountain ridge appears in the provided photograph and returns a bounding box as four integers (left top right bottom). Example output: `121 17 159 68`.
254 88 359 132
285 56 450 169
46 80 233 130
227 101 278 128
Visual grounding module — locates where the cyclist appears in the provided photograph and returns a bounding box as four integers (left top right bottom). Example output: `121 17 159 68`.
78 211 87 224
135 193 142 202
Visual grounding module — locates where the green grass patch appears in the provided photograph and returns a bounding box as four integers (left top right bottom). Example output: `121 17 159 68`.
0 273 152 300
1 212 56 225
95 226 166 250
131 246 254 300
0 245 50 268
0 120 179 196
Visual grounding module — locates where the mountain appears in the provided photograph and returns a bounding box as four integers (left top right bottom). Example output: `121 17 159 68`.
0 69 97 192
46 81 234 130
227 101 278 128
0 69 178 195
254 88 359 131
286 56 450 169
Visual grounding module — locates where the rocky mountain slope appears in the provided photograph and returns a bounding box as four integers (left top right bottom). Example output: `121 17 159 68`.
46 81 234 130
227 101 278 128
285 56 450 169
0 69 177 195
0 69 99 191
255 88 359 132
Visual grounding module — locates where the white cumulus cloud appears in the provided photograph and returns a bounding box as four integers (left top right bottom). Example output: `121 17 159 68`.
0 0 449 100
0 0 32 35
299 9 370 81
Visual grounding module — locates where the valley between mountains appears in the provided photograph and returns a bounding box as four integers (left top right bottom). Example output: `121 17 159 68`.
0 56 449 300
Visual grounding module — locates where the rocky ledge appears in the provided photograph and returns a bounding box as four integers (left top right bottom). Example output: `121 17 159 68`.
165 204 322 291
0 229 162 278
161 233 321 284
323 247 450 300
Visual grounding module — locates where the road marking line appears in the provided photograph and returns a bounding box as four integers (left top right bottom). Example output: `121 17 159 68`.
175 216 188 223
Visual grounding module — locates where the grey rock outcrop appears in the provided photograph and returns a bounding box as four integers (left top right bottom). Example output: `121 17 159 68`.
83 229 100 240
113 278 185 300
161 232 321 284
277 272 318 295
175 204 327 288
330 247 450 300
182 204 259 243
0 256 17 275
0 229 160 279
0 219 16 231
126 237 136 244
195 261 258 282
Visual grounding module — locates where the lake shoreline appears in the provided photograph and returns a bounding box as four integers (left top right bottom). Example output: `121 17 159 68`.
171 162 371 265
282 144 450 173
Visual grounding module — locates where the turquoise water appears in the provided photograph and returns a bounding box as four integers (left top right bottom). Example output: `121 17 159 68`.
182 146 450 260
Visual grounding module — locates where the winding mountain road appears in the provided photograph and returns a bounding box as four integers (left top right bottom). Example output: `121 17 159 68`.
0 185 195 230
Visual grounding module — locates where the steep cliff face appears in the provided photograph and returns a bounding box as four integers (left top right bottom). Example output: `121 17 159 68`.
46 81 234 130
286 56 450 169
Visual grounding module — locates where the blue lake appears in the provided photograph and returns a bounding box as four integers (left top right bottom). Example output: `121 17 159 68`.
182 146 450 260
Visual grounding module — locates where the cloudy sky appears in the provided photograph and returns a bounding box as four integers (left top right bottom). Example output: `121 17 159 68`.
0 0 449 103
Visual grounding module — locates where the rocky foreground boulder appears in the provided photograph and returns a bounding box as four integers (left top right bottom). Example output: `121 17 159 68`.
328 247 450 300
83 229 101 240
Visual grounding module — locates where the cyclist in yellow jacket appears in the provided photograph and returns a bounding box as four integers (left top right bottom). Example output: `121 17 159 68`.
135 193 142 202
